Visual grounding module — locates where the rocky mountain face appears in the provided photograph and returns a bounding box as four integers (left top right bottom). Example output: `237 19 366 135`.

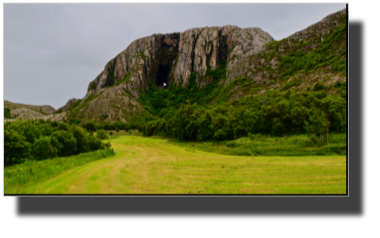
69 24 274 122
226 8 347 85
86 25 273 95
57 98 80 112
58 8 346 123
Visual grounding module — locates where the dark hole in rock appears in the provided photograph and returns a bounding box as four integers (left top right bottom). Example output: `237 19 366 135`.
157 65 171 86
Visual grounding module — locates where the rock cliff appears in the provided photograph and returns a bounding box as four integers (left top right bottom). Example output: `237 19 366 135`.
60 8 346 123
86 25 274 95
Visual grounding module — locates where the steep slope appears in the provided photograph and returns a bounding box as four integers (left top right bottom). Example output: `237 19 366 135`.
66 25 273 123
56 98 81 113
224 9 346 100
64 8 346 124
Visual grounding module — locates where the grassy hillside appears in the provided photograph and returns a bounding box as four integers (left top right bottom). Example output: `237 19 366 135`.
224 11 346 101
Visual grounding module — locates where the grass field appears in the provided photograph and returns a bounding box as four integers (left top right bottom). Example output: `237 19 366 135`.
173 133 346 157
4 149 115 194
6 135 347 194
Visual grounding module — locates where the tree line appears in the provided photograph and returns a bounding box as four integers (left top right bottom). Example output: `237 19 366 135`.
4 119 111 166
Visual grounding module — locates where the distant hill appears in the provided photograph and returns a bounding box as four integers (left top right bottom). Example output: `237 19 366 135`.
4 100 69 122
4 100 56 115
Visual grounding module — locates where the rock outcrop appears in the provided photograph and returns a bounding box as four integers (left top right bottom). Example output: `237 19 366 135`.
10 108 45 119
86 25 274 95
77 83 149 123
68 24 274 123
86 33 181 99
58 98 80 112
5 109 68 122
63 8 346 123
4 100 56 114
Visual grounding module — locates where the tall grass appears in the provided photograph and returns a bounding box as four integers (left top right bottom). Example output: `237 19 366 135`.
174 133 346 157
4 149 115 194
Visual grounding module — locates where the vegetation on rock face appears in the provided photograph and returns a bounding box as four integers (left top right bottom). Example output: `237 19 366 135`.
89 80 96 91
114 73 131 86
276 21 347 81
68 93 103 121
266 19 347 80
4 108 13 119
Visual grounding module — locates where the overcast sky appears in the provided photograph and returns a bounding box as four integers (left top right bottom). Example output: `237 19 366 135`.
4 3 346 109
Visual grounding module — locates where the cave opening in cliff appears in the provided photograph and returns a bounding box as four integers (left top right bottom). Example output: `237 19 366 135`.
157 64 170 87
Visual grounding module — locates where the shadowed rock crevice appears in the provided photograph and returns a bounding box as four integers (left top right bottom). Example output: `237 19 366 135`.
156 33 180 86
218 34 229 63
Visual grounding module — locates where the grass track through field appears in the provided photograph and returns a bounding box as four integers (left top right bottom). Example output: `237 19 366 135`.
22 135 346 194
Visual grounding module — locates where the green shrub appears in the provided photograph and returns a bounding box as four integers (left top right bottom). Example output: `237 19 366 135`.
89 80 96 91
51 130 77 157
69 118 80 125
313 83 327 91
226 141 236 147
96 130 109 140
304 108 330 144
70 126 88 153
37 124 53 136
31 136 60 160
233 126 246 139
4 129 31 166
55 123 70 131
214 129 227 141
82 120 96 132
87 135 103 151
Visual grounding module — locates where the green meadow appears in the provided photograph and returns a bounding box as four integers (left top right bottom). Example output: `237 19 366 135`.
5 135 346 194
